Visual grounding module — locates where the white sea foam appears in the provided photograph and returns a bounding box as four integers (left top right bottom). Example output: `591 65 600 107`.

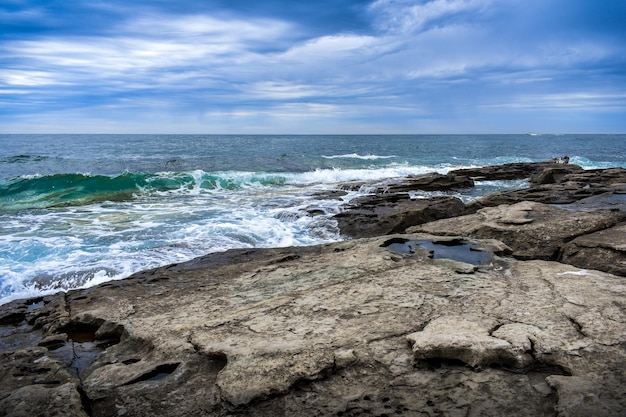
286 165 450 185
322 153 397 160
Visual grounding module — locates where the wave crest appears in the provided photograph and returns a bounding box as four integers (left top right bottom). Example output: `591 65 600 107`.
0 171 289 211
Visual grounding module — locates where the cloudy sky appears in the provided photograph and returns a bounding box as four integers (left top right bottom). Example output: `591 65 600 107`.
1 0 625 134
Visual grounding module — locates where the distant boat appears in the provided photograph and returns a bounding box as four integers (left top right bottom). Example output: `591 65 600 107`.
526 132 539 136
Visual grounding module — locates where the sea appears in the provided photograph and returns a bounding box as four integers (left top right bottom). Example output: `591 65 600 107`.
1 134 625 305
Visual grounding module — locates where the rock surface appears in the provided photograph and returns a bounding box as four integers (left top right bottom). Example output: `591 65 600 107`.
409 201 626 269
449 161 583 181
335 195 465 238
466 167 626 211
560 222 626 276
370 172 474 193
1 235 626 416
1 162 626 417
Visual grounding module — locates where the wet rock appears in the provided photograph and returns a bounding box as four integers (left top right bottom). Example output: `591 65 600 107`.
0 346 86 417
0 382 89 417
336 172 474 193
309 189 348 200
334 195 465 238
375 172 474 193
564 190 626 211
449 161 583 181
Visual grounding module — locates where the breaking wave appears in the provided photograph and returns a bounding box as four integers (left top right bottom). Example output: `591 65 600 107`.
0 171 289 211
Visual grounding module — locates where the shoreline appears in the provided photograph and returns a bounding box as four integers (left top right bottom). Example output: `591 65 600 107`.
1 160 625 416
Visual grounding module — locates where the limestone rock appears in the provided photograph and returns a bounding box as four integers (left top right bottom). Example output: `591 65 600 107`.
546 373 626 417
406 315 534 369
0 346 87 417
409 201 626 269
1 235 625 416
560 222 626 276
0 383 88 417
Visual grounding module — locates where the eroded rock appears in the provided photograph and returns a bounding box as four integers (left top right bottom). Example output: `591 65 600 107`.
560 222 626 276
406 315 535 369
1 235 625 416
409 201 626 269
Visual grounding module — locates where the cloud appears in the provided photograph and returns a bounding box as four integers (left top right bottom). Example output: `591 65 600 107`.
205 102 340 119
492 92 626 110
369 0 492 33
0 0 625 133
2 12 292 79
282 34 377 58
0 69 68 86
246 82 326 100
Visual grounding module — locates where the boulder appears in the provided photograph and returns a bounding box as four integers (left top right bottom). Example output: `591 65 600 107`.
334 195 465 238
1 236 625 416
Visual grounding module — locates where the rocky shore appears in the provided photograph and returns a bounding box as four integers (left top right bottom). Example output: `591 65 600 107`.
1 161 625 417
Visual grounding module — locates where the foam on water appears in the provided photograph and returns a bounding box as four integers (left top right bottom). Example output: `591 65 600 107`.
0 175 351 304
322 153 397 160
287 164 453 185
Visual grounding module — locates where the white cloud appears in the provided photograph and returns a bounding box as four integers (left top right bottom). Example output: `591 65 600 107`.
246 82 323 100
0 12 292 90
0 89 30 94
0 69 69 86
282 34 377 59
488 92 626 110
369 0 493 33
205 102 340 120
129 14 291 41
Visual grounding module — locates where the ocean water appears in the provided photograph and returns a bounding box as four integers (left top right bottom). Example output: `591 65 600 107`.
1 134 625 304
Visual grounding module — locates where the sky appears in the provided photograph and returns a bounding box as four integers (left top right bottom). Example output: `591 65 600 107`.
1 0 625 134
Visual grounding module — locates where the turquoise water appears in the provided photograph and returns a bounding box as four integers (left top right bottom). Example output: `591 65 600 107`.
1 134 624 304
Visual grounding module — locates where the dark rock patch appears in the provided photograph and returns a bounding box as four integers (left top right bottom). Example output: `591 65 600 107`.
335 195 465 238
